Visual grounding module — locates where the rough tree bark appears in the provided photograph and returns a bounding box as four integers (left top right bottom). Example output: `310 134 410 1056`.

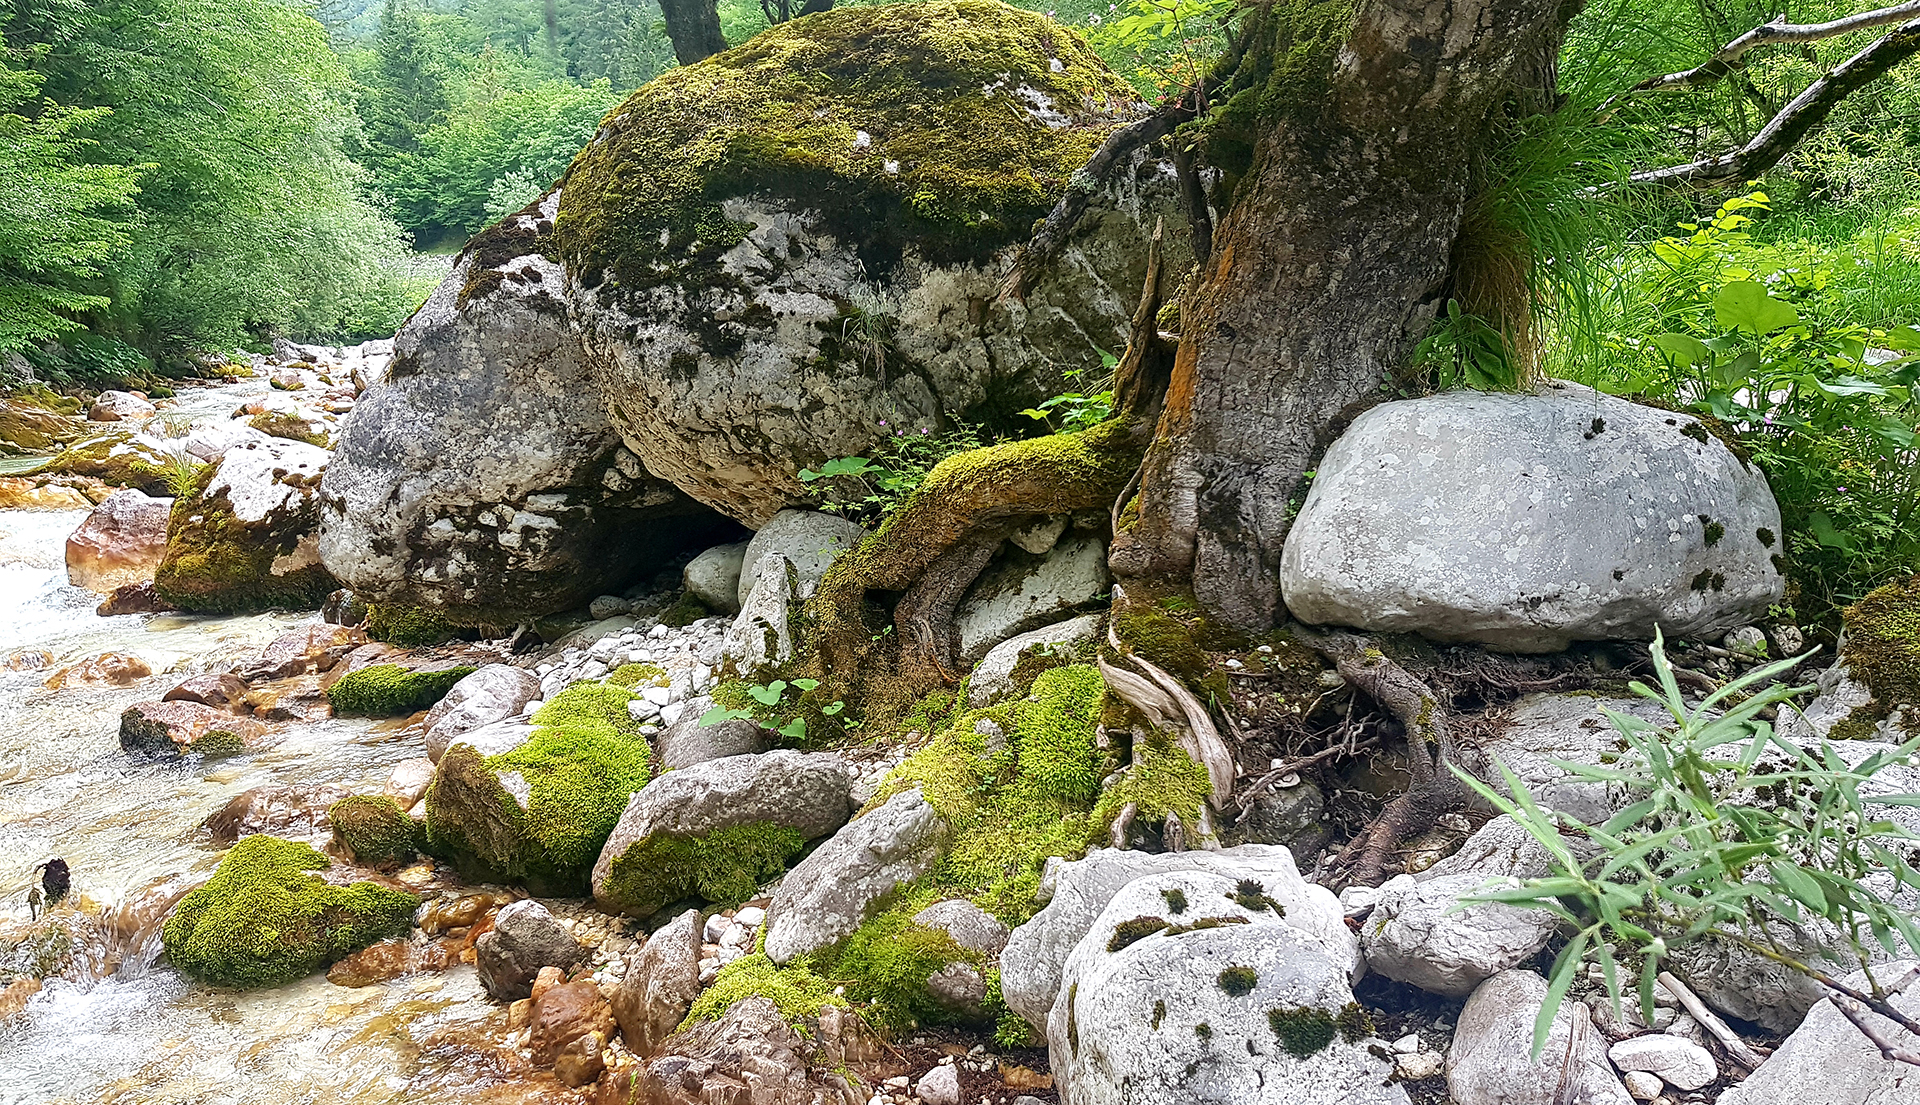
1111 0 1585 629
659 0 728 64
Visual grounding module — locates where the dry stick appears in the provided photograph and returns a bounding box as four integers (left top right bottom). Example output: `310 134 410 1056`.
1657 971 1769 1072
1607 0 1920 106
1233 737 1384 818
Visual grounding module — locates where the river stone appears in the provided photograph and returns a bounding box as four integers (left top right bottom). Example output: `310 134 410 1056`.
236 624 367 682
763 788 949 964
1477 693 1673 824
653 699 767 770
955 534 1111 664
556 3 1187 527
1607 1035 1717 1092
912 899 1012 1019
999 844 1354 1030
966 613 1101 708
612 908 702 1058
736 510 868 608
120 700 267 756
592 751 853 917
88 390 155 422
1718 962 1920 1105
1448 969 1633 1105
1281 382 1786 652
65 489 173 592
203 783 353 844
719 556 800 673
626 995 866 1105
153 435 337 613
683 540 748 615
1418 815 1560 883
317 193 729 625
423 664 542 762
162 673 252 714
1361 872 1560 997
1050 871 1407 1105
475 899 586 1001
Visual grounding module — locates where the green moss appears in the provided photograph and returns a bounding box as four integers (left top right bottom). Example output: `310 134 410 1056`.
1108 916 1168 952
1161 887 1188 914
1092 729 1211 833
599 822 808 917
187 728 249 757
248 412 329 448
424 682 652 894
326 664 476 717
660 590 709 628
44 432 171 495
682 952 848 1029
1111 596 1231 702
828 909 980 1030
1700 516 1725 548
1335 1001 1375 1043
160 835 418 988
329 795 423 864
1216 965 1258 997
1228 878 1283 915
1843 575 1920 714
1268 1005 1337 1058
365 604 453 648
152 466 336 614
606 662 668 689
554 1 1135 288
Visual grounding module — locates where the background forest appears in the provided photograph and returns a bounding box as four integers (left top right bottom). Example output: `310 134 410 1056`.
2 0 1918 615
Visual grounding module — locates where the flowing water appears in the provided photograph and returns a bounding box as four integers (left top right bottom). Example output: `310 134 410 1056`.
0 380 522 1105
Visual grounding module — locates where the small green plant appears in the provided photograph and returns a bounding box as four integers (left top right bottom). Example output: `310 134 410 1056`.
797 420 988 524
702 677 844 741
159 450 209 498
1018 362 1116 433
1456 630 1920 1060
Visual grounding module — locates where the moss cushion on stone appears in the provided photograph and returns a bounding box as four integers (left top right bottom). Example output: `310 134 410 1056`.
599 822 807 918
152 439 337 614
160 835 418 988
1843 574 1920 716
326 663 477 716
553 0 1138 284
329 795 424 864
424 682 652 895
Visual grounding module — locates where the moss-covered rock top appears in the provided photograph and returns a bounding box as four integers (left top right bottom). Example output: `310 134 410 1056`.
1844 573 1920 714
160 835 418 988
553 0 1139 285
327 663 477 717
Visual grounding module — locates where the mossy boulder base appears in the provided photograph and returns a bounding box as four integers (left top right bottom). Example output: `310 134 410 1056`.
161 835 418 988
326 662 478 717
154 437 337 613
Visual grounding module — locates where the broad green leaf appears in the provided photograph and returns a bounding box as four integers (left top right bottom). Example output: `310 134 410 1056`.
1650 332 1711 367
1713 280 1800 335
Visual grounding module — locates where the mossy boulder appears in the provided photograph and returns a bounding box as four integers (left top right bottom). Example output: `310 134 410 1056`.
326 662 478 717
1841 574 1920 731
554 0 1186 525
154 436 337 613
45 432 173 496
424 681 654 895
328 795 423 864
160 835 419 988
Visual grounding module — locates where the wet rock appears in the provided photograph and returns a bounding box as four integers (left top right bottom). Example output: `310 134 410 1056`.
0 477 91 509
44 652 152 688
736 510 868 608
955 534 1111 664
317 199 728 626
383 757 437 810
1718 962 1920 1105
1219 780 1330 857
719 556 801 672
243 674 333 723
236 624 367 682
592 750 852 917
43 432 173 496
761 788 949 964
160 835 418 988
326 937 457 987
1282 382 1786 652
474 899 586 1001
87 391 155 422
1361 872 1560 998
611 908 701 1058
912 899 1010 1019
1049 871 1407 1105
683 541 748 616
999 844 1354 1030
321 587 368 626
965 613 1102 708
530 979 616 1066
153 435 337 614
623 995 863 1105
329 795 423 864
554 1029 608 1088
120 700 267 756
163 673 253 714
64 489 173 592
652 702 767 771
203 783 352 843
1447 969 1632 1105
96 581 176 615
422 664 542 762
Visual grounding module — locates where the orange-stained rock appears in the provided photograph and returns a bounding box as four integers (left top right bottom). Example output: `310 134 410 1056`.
529 980 615 1067
554 1030 608 1088
203 783 352 843
44 652 152 688
96 582 177 616
327 938 458 987
164 672 252 713
65 489 173 593
531 966 567 1003
0 477 90 509
119 700 266 755
0 979 41 1019
244 674 331 722
236 624 367 682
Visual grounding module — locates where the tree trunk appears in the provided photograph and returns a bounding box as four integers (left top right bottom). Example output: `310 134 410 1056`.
659 0 727 65
1114 0 1583 628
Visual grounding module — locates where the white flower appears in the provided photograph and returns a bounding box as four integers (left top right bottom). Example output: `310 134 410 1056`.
1087 13 1101 24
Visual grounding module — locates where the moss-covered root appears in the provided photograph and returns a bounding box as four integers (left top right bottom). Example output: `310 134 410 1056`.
161 835 419 988
329 796 423 865
1844 574 1920 717
805 420 1142 718
326 663 477 717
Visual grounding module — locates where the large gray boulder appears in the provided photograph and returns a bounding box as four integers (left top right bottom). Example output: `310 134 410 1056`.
1718 963 1920 1105
683 540 748 615
1000 844 1354 1030
736 510 868 608
611 908 702 1058
66 488 173 593
763 788 949 964
652 699 767 770
1448 969 1632 1105
1281 382 1786 652
317 194 727 625
591 751 852 917
956 537 1111 666
1477 693 1672 824
1049 871 1406 1105
423 664 541 762
1361 872 1560 997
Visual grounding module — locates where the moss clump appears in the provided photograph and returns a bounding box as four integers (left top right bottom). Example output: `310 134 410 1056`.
606 661 668 689
1229 878 1283 915
1162 887 1188 914
683 952 848 1029
365 604 453 648
248 412 328 448
599 822 808 918
44 433 171 495
1092 729 1212 833
1216 965 1258 997
329 795 423 864
160 835 418 988
1268 1005 1337 1058
554 1 1137 288
1335 1001 1375 1043
152 466 337 614
424 682 653 894
188 728 249 757
1843 575 1920 713
660 590 708 628
828 910 980 1031
326 664 476 717
1108 916 1169 952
